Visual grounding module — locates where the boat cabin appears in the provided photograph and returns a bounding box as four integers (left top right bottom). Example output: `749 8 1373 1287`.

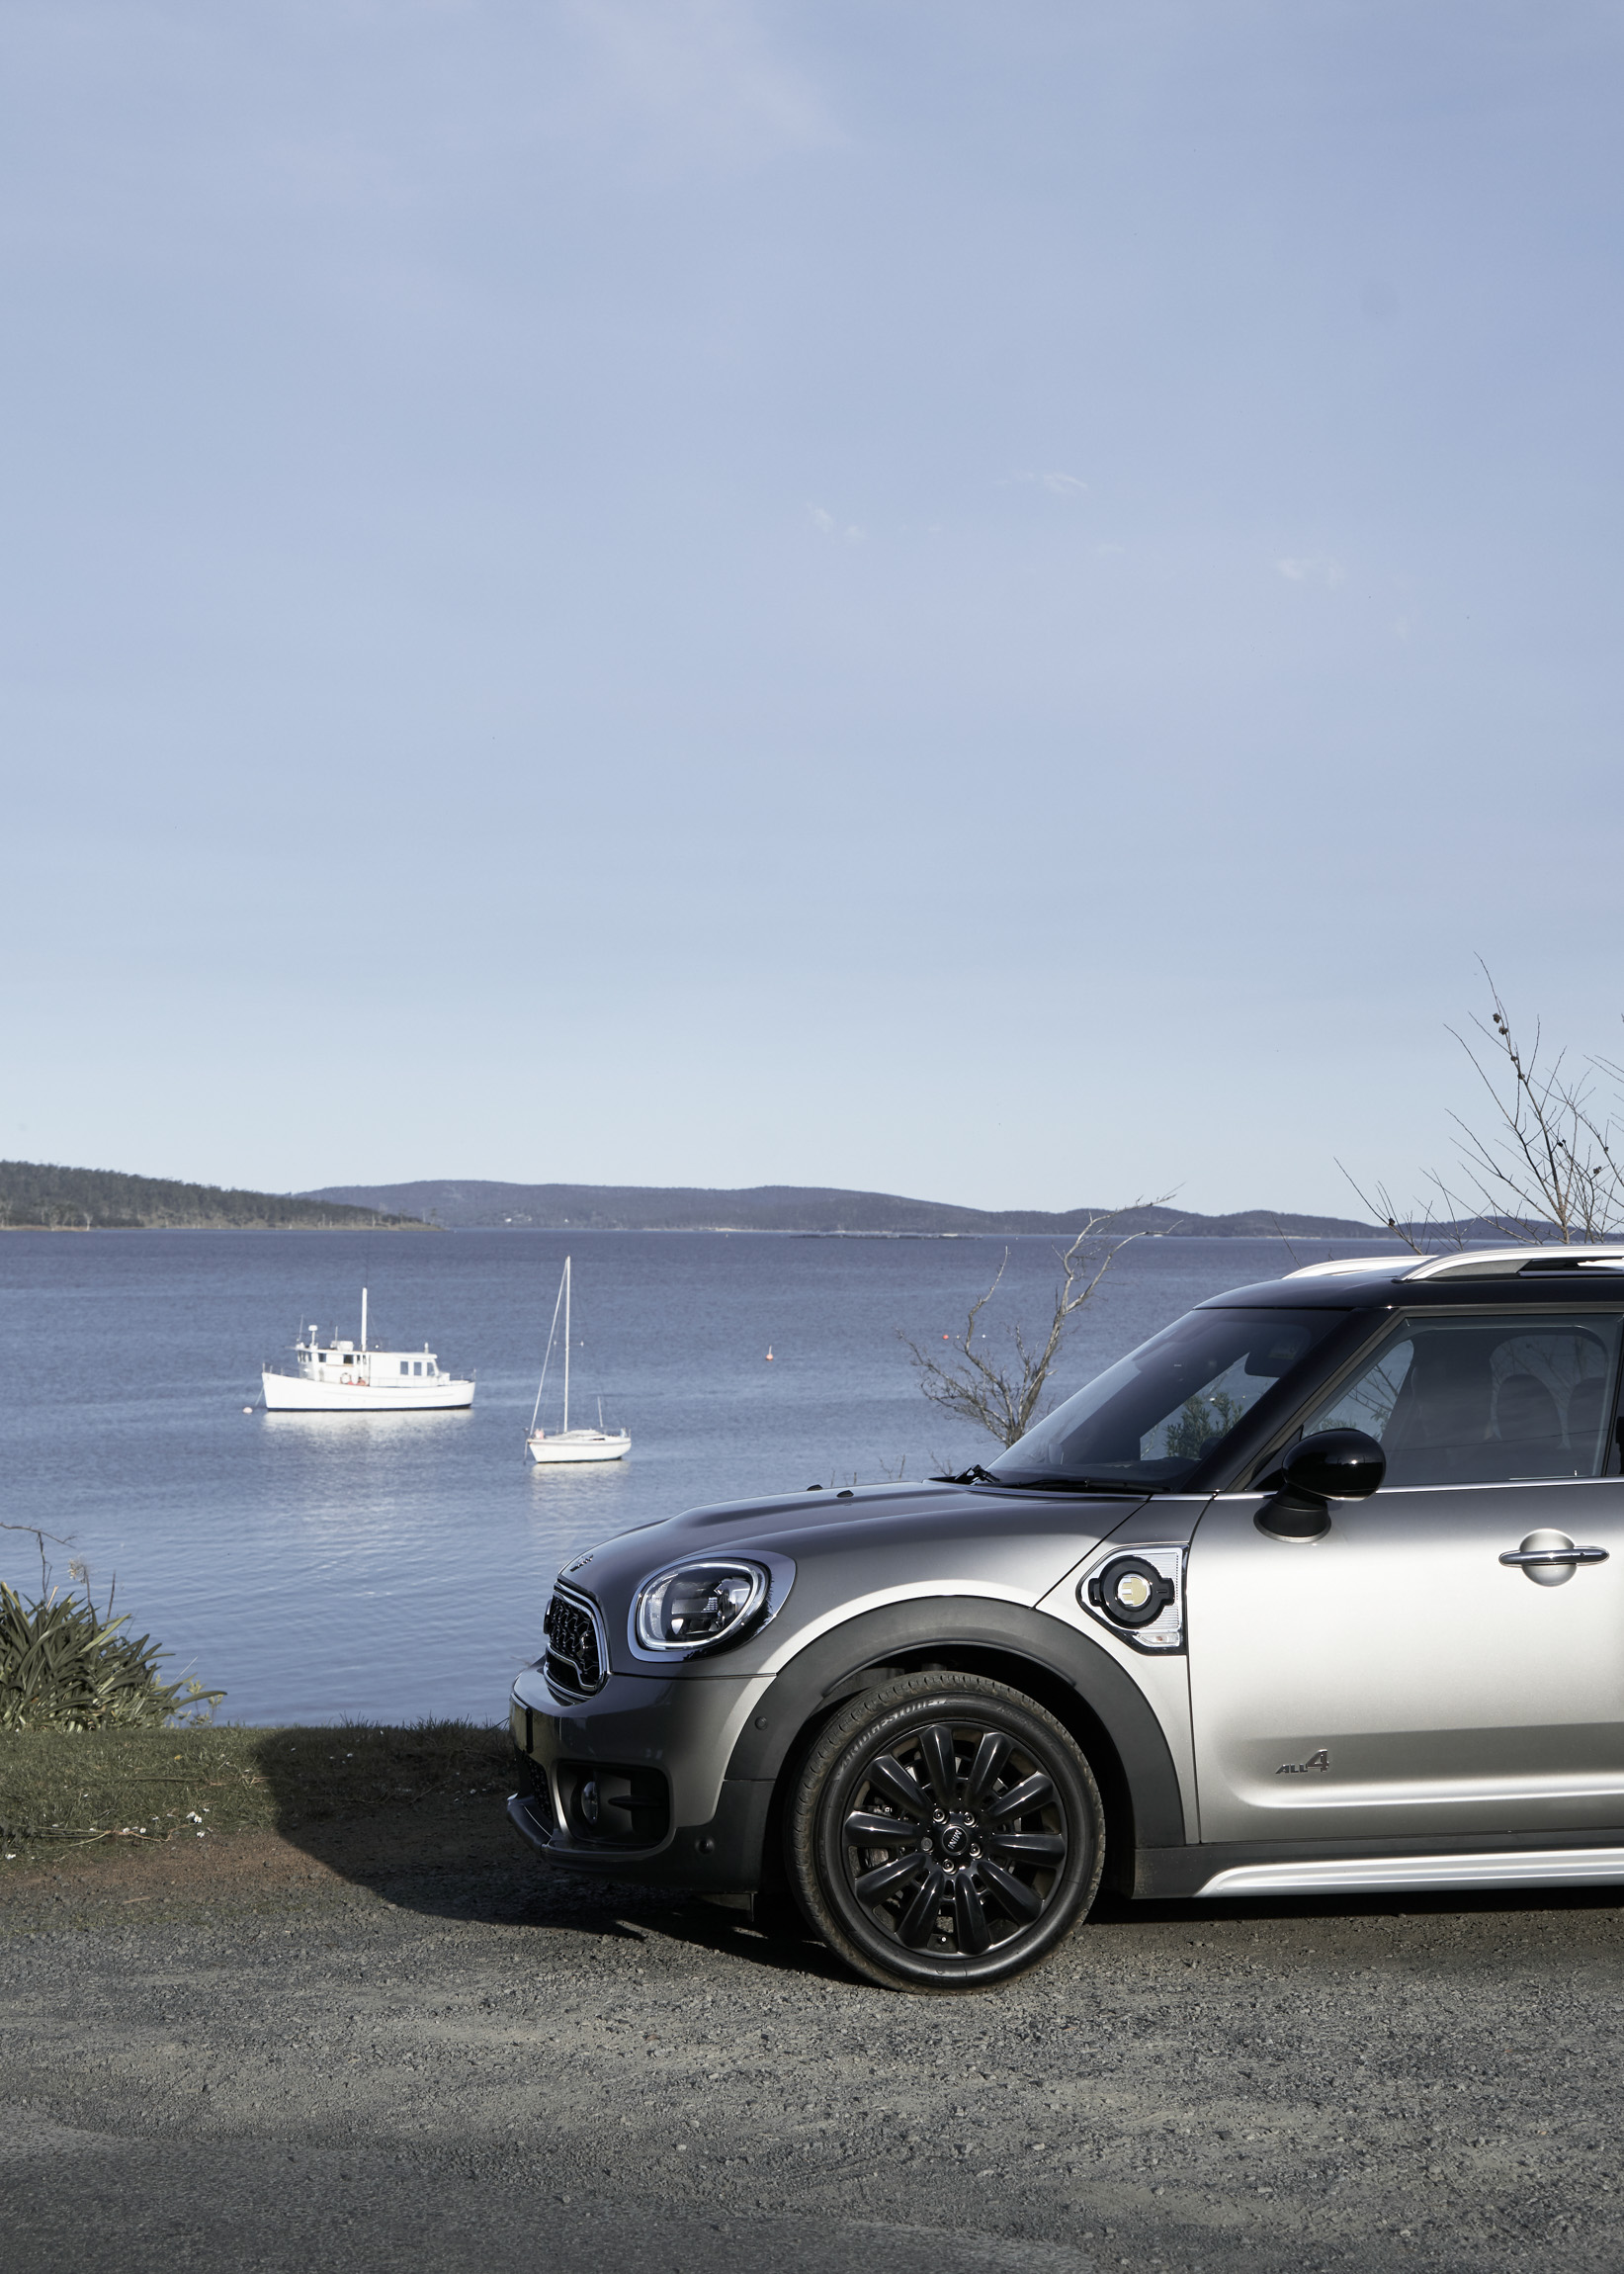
292 1330 444 1385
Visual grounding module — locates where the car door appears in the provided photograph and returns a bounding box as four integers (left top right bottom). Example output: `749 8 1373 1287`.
1186 1305 1624 1845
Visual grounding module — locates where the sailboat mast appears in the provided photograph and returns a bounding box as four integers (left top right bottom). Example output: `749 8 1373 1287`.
562 1257 570 1434
529 1264 566 1438
361 1286 368 1353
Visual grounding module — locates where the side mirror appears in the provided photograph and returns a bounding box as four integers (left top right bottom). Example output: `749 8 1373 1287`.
1255 1429 1386 1542
1283 1429 1387 1500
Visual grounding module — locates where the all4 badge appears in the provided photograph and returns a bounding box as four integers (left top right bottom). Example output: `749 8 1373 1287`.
1276 1748 1330 1776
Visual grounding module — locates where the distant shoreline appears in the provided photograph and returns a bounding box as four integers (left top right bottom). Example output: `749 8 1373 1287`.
300 1176 1394 1242
0 1158 427 1233
0 1221 1416 1243
0 1159 1467 1241
0 1220 437 1233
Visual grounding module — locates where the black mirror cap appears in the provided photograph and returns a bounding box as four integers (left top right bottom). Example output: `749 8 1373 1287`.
1283 1428 1386 1501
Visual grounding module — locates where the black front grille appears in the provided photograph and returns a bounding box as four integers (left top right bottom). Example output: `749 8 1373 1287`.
544 1585 606 1696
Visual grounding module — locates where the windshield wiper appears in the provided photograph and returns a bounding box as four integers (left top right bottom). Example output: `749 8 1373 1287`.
931 1464 1152 1495
986 1474 1154 1496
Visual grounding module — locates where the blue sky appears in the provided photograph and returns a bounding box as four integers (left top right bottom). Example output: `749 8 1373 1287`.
4 1 1622 1213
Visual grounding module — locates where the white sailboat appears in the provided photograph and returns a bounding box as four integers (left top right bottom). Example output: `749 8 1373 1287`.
262 1287 475 1412
525 1257 630 1464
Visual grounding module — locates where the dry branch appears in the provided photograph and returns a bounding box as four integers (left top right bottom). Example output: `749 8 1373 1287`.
900 1201 1175 1448
1343 965 1624 1248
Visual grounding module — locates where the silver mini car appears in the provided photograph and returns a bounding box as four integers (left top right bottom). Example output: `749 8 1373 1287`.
509 1247 1624 1991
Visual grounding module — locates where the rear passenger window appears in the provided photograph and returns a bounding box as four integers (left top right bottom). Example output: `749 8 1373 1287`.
1300 1313 1623 1486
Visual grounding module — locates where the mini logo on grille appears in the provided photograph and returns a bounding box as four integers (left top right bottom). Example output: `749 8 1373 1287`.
1276 1748 1330 1776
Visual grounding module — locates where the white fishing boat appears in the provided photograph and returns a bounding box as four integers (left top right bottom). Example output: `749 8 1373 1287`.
526 1257 630 1464
261 1288 474 1412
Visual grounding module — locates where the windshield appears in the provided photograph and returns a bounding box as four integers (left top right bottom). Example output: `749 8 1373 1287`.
989 1306 1345 1489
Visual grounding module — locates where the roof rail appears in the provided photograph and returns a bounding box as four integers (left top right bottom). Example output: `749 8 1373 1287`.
1283 1258 1412 1279
1400 1245 1624 1282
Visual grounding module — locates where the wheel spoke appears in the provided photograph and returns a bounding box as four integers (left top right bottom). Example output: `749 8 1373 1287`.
855 1850 928 1902
916 1722 960 1809
844 1810 916 1845
986 1772 1055 1822
980 1856 1045 1923
963 1730 1010 1810
988 1829 1067 1864
865 1753 933 1821
897 1863 949 1947
953 1871 992 1955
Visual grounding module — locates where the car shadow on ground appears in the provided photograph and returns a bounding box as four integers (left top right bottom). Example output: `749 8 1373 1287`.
248 1744 850 1977
253 1731 1624 1977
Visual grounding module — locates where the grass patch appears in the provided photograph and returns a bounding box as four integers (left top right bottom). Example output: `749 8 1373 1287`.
0 1718 512 1865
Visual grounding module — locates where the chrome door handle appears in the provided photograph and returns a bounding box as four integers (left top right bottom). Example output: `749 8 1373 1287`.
1498 1545 1609 1567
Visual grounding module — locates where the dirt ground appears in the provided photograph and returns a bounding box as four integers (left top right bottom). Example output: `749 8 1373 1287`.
3 1797 1623 2274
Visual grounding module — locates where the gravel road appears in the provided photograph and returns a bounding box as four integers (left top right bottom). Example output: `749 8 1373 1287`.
4 1810 1623 2274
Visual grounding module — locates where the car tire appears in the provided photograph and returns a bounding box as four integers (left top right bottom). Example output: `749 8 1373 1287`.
788 1671 1105 1992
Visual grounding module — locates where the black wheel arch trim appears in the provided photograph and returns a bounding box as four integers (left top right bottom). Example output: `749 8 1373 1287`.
724 1596 1187 1851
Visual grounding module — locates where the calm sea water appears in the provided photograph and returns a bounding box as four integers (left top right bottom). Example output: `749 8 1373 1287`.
0 1228 1403 1723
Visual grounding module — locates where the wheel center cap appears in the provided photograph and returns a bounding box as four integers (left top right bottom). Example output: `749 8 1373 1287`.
941 1823 969 1858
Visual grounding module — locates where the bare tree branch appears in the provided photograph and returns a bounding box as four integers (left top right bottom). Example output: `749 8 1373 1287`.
900 1199 1177 1448
2 1518 74 1595
1343 965 1624 1248
1333 1163 1462 1254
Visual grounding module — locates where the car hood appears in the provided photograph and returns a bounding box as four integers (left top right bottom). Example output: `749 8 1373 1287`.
557 1478 1149 1681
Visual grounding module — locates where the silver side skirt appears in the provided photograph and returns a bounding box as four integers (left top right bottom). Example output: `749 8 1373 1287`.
1198 1847 1624 1898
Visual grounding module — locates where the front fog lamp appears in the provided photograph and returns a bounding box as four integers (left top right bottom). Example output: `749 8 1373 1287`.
634 1560 770 1653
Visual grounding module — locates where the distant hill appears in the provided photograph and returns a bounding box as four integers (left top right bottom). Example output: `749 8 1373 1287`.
299 1178 1389 1240
0 1160 426 1231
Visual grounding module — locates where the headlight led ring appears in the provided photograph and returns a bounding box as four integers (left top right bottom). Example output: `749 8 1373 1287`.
634 1559 770 1654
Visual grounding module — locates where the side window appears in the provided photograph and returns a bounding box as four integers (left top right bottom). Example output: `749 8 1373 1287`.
1302 1312 1624 1487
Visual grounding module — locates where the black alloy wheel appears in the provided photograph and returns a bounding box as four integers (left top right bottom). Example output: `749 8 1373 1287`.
789 1671 1104 1991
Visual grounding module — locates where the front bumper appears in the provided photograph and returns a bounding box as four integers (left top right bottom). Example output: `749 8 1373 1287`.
507 1662 774 1893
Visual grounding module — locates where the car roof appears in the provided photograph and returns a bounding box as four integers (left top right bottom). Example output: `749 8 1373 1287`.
1201 1245 1624 1311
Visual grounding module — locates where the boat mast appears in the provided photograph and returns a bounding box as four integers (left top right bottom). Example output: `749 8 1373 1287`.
528 1263 568 1437
361 1286 368 1354
562 1256 570 1435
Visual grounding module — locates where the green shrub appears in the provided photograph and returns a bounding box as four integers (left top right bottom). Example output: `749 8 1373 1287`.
0 1580 223 1733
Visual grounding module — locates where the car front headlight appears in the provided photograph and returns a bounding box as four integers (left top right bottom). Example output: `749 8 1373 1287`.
633 1558 776 1655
